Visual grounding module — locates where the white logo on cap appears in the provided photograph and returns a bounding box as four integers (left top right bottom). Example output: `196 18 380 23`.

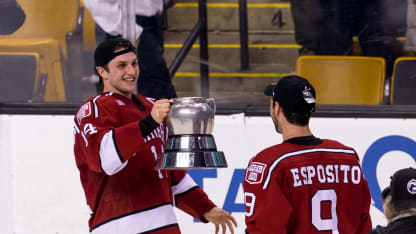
407 179 416 194
302 86 316 104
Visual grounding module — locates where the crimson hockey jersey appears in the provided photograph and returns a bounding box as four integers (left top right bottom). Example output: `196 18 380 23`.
243 136 372 234
73 92 215 233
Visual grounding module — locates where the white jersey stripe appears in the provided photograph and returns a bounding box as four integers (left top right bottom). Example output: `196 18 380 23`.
145 97 156 104
262 148 355 190
74 120 80 133
99 130 127 175
172 174 198 196
74 119 89 147
91 203 178 234
92 95 101 118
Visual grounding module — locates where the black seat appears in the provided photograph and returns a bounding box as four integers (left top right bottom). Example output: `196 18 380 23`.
0 53 39 102
390 57 416 105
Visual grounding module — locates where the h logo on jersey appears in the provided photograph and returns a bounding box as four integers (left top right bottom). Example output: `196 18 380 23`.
245 162 267 184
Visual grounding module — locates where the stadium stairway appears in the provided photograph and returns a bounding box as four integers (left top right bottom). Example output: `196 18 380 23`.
164 0 299 104
165 0 410 105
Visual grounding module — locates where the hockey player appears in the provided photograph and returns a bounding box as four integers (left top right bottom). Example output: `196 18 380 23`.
73 37 237 234
243 75 372 234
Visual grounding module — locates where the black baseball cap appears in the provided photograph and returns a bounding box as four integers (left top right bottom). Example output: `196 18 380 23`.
264 75 316 113
94 37 136 67
385 167 416 211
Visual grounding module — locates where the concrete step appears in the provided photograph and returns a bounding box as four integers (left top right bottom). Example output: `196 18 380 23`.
164 31 299 72
171 63 290 97
173 74 279 104
167 2 294 32
167 1 294 103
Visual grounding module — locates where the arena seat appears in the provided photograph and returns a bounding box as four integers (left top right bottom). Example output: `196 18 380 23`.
3 0 80 58
0 0 84 101
390 57 416 105
0 52 40 102
0 39 66 102
295 56 386 105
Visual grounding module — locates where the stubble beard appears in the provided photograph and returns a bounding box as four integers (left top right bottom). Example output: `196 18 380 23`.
271 112 282 134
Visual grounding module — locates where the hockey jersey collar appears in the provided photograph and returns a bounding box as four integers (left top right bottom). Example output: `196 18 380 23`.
102 92 146 111
284 135 323 146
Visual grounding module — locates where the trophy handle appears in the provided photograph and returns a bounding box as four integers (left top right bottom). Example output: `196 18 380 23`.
206 98 216 113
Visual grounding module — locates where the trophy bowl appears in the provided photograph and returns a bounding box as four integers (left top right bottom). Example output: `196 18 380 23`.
155 97 227 169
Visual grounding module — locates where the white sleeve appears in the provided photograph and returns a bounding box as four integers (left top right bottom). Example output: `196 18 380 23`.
99 130 128 175
172 174 198 196
83 0 143 42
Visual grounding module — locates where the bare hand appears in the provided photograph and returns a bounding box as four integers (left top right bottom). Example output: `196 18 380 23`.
151 99 171 124
203 207 237 234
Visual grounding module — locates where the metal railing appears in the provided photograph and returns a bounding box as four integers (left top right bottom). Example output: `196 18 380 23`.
168 0 209 97
168 0 250 96
239 0 249 70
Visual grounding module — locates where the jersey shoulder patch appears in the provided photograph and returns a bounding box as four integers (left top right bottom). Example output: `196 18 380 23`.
76 102 92 125
245 161 267 184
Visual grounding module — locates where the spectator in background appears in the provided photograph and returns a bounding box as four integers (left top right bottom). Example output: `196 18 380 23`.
380 0 408 75
405 0 416 54
370 187 394 233
0 0 25 35
369 167 416 234
290 0 382 55
289 0 398 75
83 0 177 99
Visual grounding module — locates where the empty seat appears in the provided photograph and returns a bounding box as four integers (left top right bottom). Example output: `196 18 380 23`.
0 52 39 102
390 57 416 105
0 39 66 102
0 0 84 102
1 0 80 58
295 56 386 105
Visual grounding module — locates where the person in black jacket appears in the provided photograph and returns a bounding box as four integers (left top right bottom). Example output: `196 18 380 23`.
0 0 25 35
369 167 416 234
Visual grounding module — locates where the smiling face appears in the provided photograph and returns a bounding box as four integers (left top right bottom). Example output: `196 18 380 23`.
97 49 139 98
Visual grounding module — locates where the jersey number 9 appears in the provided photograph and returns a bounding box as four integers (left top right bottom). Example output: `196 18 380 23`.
312 189 339 234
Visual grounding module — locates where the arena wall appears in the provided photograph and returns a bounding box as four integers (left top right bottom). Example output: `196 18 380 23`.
1 114 415 233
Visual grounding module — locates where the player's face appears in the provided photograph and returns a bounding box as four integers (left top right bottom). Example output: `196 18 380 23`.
270 99 282 134
100 51 139 98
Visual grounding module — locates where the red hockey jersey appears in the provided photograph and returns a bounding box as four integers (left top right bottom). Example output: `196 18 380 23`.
243 136 372 234
73 92 215 233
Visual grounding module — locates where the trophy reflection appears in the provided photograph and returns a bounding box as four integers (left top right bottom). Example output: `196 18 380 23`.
155 97 227 169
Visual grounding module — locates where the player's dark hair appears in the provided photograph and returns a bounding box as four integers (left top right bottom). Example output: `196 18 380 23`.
273 101 310 126
95 41 134 93
282 109 311 126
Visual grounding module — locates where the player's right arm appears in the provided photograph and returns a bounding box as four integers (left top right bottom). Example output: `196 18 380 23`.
244 161 293 233
74 98 147 175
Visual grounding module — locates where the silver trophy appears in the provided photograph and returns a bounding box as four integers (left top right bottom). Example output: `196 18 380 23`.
155 97 228 169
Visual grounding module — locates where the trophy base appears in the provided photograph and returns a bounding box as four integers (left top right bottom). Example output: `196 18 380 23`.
155 151 228 169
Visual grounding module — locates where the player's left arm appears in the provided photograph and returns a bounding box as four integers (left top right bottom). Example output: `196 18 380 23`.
351 152 372 234
357 176 373 234
203 207 237 234
170 170 215 220
170 170 237 233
